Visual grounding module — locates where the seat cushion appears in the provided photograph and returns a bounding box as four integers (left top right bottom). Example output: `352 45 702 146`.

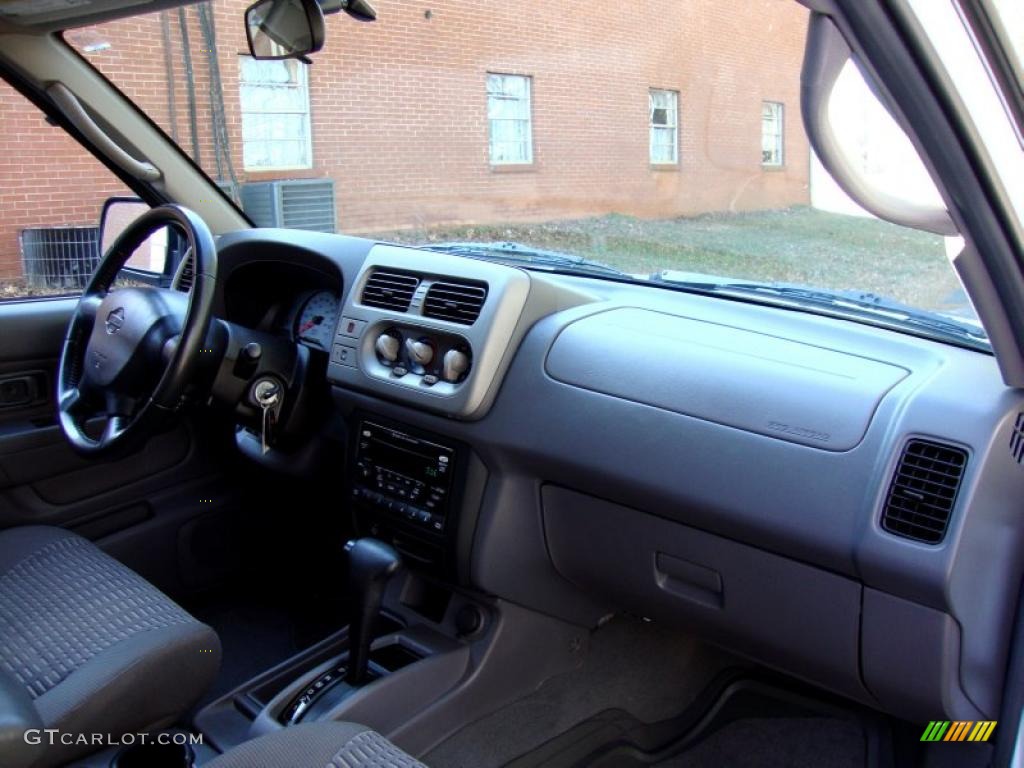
0 526 220 766
206 722 427 768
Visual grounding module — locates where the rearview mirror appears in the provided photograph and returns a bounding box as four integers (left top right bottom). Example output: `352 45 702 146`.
245 0 325 60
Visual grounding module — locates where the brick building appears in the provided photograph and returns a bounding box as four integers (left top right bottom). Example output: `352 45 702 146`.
0 0 810 281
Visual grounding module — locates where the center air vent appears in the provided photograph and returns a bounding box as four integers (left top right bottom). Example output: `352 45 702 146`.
361 270 421 312
423 279 488 325
881 439 968 544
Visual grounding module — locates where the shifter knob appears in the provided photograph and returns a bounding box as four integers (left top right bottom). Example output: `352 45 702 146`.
344 538 402 685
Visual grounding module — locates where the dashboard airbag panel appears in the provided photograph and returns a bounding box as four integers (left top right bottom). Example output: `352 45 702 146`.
545 307 909 451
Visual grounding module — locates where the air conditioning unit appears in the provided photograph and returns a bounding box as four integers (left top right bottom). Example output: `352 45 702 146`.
240 179 336 233
215 180 242 206
19 226 100 289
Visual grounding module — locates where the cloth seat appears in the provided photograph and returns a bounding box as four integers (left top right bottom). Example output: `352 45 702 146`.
0 525 220 767
206 722 427 768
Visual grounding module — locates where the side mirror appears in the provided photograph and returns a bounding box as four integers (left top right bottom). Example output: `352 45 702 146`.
245 0 325 60
99 197 183 280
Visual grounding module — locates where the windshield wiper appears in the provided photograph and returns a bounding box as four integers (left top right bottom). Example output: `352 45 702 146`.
652 272 989 350
417 241 630 278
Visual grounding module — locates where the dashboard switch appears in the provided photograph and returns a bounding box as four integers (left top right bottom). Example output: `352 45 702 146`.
375 332 401 363
332 343 357 368
338 317 367 339
442 349 470 383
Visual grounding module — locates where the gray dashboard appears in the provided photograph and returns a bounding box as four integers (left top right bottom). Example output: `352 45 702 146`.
217 228 1024 727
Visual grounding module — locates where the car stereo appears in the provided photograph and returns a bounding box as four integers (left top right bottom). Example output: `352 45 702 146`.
351 420 456 535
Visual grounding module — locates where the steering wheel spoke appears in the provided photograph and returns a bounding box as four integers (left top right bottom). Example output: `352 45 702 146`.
101 415 129 448
77 293 104 323
58 384 86 416
104 389 138 418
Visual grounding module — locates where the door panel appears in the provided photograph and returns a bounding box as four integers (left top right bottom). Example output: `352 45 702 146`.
0 297 74 432
0 297 243 595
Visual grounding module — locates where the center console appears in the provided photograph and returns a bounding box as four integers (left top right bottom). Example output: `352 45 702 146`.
349 416 466 575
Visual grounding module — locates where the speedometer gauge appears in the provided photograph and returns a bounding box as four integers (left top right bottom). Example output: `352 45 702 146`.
295 290 339 349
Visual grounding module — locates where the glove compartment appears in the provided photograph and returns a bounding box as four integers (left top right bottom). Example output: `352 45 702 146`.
541 485 869 704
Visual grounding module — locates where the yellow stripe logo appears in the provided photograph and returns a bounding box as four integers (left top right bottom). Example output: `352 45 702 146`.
920 721 997 742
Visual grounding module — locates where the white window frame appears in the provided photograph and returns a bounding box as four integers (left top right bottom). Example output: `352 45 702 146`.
762 101 785 167
239 55 313 172
649 89 679 165
487 73 534 166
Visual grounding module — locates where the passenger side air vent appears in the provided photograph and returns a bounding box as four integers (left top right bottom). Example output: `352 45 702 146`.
361 270 421 312
881 439 968 544
423 279 488 325
1011 412 1024 464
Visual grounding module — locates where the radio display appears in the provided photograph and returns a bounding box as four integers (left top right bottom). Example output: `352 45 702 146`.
362 431 450 481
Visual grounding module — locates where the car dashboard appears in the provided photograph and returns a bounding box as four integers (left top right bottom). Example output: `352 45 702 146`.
212 227 1024 731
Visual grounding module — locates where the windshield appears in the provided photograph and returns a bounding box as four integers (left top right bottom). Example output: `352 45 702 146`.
53 0 1014 348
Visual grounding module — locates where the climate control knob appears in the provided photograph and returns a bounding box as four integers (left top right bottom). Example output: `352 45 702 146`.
405 338 434 367
374 332 401 363
442 349 470 383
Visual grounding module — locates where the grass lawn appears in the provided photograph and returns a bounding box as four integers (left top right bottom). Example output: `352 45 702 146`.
0 207 967 316
373 206 967 315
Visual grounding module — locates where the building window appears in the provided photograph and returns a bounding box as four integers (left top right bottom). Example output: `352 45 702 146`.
240 56 312 171
649 89 679 165
762 101 784 166
487 74 533 165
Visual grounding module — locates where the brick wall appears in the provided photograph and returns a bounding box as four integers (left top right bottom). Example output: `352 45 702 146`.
0 0 810 279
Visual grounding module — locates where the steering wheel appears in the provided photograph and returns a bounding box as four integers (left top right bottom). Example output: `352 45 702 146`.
57 205 217 457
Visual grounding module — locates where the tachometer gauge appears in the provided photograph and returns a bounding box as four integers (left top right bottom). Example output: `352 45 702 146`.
295 290 339 349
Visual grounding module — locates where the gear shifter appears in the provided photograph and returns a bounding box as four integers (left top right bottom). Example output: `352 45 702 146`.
344 538 402 685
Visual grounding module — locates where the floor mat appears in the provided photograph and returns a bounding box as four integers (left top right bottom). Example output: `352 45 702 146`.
424 616 741 768
652 718 865 768
503 676 886 768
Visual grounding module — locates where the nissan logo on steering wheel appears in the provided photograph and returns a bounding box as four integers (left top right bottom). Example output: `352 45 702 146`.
105 307 125 335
